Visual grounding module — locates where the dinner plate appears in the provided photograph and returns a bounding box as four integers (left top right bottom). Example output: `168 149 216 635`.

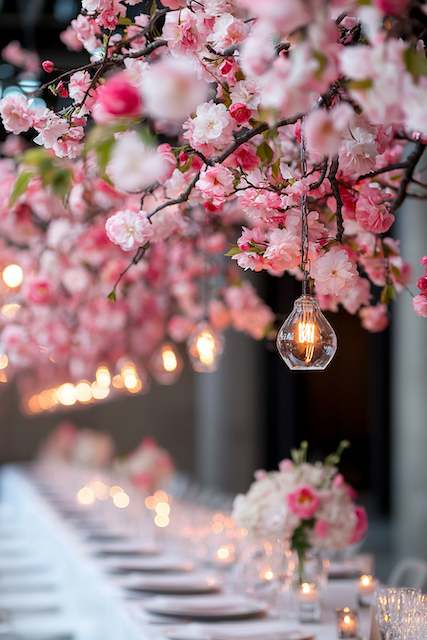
104 555 194 574
165 621 315 640
90 541 160 557
116 572 220 595
145 595 268 621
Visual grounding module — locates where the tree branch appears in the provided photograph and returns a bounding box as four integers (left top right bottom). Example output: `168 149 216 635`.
390 141 425 214
328 156 344 242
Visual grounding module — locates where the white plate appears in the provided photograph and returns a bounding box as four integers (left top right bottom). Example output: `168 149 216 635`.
145 595 267 620
116 572 221 594
165 621 315 640
90 541 160 557
104 555 194 574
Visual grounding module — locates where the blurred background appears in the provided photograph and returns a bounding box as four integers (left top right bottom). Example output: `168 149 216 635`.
0 0 426 581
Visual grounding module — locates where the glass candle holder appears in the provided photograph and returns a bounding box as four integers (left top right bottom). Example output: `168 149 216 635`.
298 582 321 622
336 608 359 638
357 574 377 607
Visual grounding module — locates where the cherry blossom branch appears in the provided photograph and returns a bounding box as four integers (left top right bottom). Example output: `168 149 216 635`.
147 172 201 220
390 141 425 214
328 156 344 242
109 242 150 298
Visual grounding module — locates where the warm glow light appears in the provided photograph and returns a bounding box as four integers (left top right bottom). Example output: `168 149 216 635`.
155 501 170 517
90 480 109 501
162 346 178 372
112 490 130 508
0 371 7 384
56 383 77 406
75 380 92 403
2 264 24 288
112 374 124 389
263 569 274 581
0 354 8 370
360 574 373 587
277 295 337 371
77 486 95 505
91 381 110 400
217 546 231 560
188 322 223 373
154 514 170 527
96 365 111 388
1 303 20 319
110 485 123 497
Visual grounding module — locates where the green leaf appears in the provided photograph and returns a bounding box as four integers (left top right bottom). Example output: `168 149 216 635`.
107 290 117 302
403 48 427 81
256 141 274 164
9 171 33 205
95 137 115 175
118 16 132 26
380 284 396 305
271 159 282 181
224 246 242 257
347 78 373 91
313 50 328 80
50 169 72 200
21 148 51 166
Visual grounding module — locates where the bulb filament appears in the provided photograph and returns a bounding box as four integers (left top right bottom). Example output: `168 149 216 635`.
297 319 316 364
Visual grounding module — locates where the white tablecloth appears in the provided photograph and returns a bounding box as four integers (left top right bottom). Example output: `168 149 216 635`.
0 466 371 640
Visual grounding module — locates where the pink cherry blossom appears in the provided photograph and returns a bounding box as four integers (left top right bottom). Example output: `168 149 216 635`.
184 101 234 151
359 304 389 332
287 485 320 520
96 73 141 117
105 209 153 251
311 247 357 297
0 94 34 134
196 165 234 203
356 186 394 234
141 56 208 121
412 294 427 318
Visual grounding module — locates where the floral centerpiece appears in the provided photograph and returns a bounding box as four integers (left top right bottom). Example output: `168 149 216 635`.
116 437 175 494
232 441 367 582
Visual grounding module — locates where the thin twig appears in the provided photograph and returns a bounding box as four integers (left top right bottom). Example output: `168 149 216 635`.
390 141 425 214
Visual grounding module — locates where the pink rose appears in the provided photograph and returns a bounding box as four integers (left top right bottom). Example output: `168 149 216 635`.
287 485 320 519
313 519 330 539
96 73 141 117
0 94 34 134
413 294 427 318
350 506 368 544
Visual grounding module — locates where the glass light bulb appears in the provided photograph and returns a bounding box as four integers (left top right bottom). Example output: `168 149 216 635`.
151 342 183 385
276 295 337 370
187 322 224 373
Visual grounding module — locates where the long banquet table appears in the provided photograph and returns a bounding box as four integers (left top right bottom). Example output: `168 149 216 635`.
0 466 371 640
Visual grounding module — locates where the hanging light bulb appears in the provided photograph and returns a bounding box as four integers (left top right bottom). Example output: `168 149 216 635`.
276 295 337 370
187 321 224 373
277 117 337 371
150 342 183 385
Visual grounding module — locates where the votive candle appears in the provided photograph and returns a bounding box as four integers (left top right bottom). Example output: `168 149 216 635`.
337 607 359 638
357 574 377 607
298 582 320 622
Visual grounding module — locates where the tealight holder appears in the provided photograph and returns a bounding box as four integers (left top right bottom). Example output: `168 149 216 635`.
336 607 360 638
298 582 321 622
357 574 377 607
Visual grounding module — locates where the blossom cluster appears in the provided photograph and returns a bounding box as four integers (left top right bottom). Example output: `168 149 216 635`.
39 421 115 468
115 436 175 494
0 0 426 391
232 442 368 553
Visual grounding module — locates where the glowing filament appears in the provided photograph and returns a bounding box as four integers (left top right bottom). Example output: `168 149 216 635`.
161 346 178 372
195 331 216 367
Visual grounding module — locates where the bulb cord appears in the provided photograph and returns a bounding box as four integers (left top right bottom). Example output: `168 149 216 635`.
299 118 311 296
